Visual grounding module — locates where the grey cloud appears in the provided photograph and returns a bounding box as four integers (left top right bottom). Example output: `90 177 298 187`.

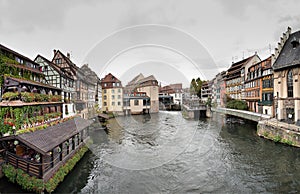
278 15 294 23
118 0 198 28
0 0 92 34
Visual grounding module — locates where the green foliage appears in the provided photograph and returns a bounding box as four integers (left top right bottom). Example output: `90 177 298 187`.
16 124 48 135
281 138 294 146
225 95 248 110
20 92 35 102
0 106 43 136
206 97 212 107
3 146 88 193
49 95 62 102
3 164 44 193
0 53 44 87
263 131 269 137
190 77 203 98
2 92 19 101
273 135 282 143
44 146 89 193
2 164 17 183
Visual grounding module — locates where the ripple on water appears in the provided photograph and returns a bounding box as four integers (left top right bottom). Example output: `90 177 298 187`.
79 112 300 194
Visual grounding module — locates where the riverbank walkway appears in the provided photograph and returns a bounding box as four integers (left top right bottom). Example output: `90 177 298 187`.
212 107 271 122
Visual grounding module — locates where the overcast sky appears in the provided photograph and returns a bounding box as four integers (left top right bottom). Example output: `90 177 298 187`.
1 0 300 87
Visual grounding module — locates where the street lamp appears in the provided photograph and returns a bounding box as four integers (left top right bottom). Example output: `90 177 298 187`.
273 95 278 129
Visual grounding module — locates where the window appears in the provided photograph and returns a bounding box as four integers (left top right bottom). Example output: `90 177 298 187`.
112 102 115 106
112 89 115 93
104 95 107 100
104 89 106 94
65 105 68 115
103 102 107 106
118 95 121 99
55 58 62 64
287 70 293 97
134 100 139 106
112 95 115 100
118 89 121 93
118 101 121 106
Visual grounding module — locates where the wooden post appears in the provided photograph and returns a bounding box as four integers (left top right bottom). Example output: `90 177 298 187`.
51 150 54 168
72 137 75 150
39 155 43 178
77 134 80 146
59 144 62 161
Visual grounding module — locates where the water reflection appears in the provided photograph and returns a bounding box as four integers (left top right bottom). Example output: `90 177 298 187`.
2 112 300 193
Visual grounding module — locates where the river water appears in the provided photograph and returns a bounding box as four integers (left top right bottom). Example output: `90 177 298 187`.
1 111 300 193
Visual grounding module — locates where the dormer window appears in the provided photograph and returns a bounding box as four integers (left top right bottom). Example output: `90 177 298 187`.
291 37 299 49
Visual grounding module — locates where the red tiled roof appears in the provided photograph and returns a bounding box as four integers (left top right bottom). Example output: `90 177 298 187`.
101 73 121 83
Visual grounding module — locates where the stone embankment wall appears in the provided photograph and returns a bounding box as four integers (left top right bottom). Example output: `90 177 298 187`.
257 120 300 147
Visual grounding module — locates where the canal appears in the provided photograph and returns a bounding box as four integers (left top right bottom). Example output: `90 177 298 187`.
1 111 300 193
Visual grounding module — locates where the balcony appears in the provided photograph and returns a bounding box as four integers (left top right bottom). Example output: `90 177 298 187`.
258 100 273 106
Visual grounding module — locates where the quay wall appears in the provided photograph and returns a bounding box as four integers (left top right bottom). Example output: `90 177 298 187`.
257 120 300 147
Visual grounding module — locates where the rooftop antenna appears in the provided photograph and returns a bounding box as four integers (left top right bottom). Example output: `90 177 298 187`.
269 44 272 55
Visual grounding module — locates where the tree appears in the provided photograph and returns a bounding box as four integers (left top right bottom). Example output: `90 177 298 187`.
190 77 203 98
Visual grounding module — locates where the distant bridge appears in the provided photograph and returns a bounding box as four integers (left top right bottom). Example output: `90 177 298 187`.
212 107 271 122
182 104 207 119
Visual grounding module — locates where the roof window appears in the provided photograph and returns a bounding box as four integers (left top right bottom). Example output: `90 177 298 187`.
291 36 299 48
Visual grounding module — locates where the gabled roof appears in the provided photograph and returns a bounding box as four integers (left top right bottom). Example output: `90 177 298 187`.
273 31 300 71
138 75 157 84
52 50 78 75
80 64 100 83
225 55 258 80
35 54 74 80
127 73 144 86
16 117 93 155
101 73 121 83
227 55 256 73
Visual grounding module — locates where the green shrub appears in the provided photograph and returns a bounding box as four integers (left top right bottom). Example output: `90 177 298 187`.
2 164 17 183
226 99 248 110
2 92 19 101
281 139 294 146
40 94 49 102
273 135 282 143
21 92 35 102
3 146 88 193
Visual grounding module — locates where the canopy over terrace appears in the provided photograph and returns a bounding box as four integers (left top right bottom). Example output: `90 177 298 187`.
0 117 93 180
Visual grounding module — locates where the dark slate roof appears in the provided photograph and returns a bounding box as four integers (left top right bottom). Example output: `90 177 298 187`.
273 31 300 71
17 117 93 155
5 76 61 91
6 63 43 75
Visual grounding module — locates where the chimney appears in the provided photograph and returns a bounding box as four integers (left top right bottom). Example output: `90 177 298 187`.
53 49 56 55
67 52 70 59
287 26 292 35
